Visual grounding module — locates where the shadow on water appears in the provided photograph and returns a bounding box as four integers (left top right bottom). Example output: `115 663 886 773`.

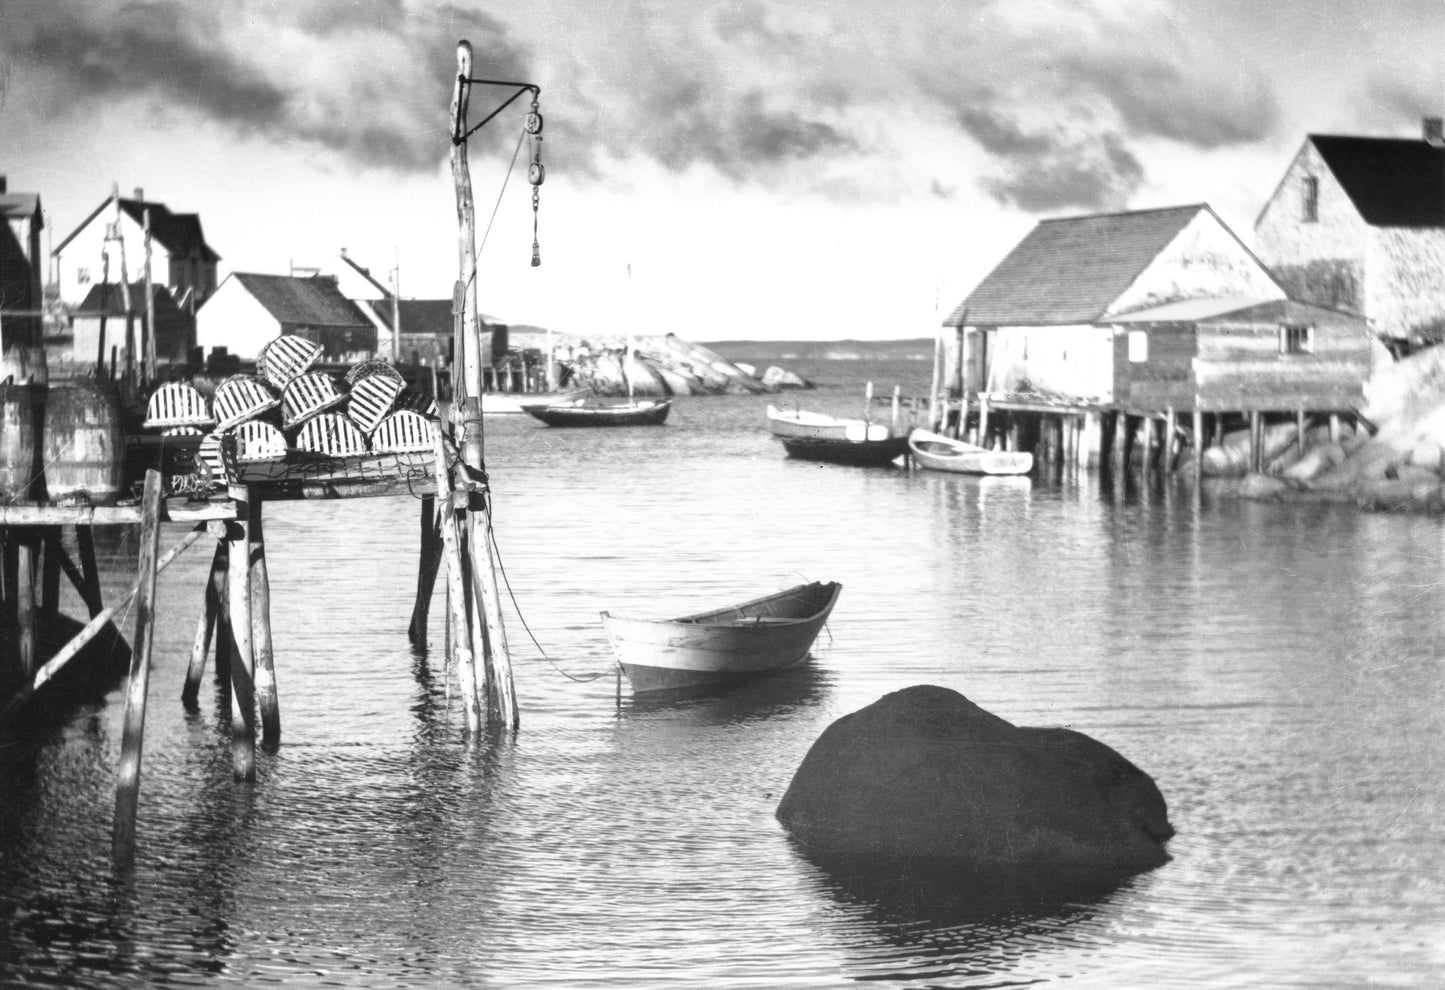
616 660 834 725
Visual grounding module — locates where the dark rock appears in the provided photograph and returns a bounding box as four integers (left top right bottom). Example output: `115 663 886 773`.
776 685 1173 878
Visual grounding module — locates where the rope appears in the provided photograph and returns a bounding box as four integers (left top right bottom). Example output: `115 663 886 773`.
467 124 528 294
482 492 615 683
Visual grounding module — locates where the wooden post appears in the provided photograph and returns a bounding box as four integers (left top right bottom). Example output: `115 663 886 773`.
1193 410 1205 479
183 538 227 708
1249 411 1262 473
143 206 157 384
1296 409 1307 457
1329 413 1340 443
433 428 482 732
1164 408 1177 472
225 503 256 781
927 330 944 433
76 526 103 617
248 495 280 750
113 470 163 862
40 527 61 614
409 494 442 646
468 510 517 728
891 385 900 435
977 396 990 449
953 323 965 436
16 533 36 678
449 40 520 728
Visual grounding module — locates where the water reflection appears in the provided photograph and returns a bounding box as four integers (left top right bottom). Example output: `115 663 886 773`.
616 660 833 725
792 846 1132 986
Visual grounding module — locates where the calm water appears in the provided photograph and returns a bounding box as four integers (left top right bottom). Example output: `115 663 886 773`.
2 357 1443 988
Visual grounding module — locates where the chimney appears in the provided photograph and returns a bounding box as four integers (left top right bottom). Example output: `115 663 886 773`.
0 175 7 193
1424 117 1444 148
133 186 144 201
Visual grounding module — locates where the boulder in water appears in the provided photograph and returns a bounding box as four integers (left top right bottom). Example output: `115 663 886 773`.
776 685 1174 878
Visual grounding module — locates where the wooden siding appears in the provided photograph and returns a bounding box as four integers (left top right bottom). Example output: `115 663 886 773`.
1193 316 1368 411
1254 141 1369 316
1113 323 1196 409
1109 210 1284 316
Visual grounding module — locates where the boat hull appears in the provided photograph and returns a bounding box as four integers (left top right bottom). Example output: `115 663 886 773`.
602 580 841 693
908 429 1033 475
482 387 593 415
766 405 891 442
527 398 671 427
779 435 908 466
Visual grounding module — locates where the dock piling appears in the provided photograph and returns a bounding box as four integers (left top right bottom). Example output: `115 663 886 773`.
112 470 163 863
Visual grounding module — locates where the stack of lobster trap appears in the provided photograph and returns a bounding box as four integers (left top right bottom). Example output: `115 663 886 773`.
141 335 441 496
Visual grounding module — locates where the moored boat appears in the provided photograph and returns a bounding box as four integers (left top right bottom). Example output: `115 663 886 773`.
778 434 908 466
765 404 891 442
526 397 671 427
482 386 593 415
908 428 1033 475
601 580 842 692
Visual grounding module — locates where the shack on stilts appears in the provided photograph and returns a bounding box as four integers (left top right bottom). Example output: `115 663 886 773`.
0 38 540 862
927 206 1376 477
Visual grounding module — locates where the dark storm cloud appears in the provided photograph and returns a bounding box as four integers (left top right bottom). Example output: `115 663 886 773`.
980 132 1144 213
1060 48 1278 148
4 0 531 173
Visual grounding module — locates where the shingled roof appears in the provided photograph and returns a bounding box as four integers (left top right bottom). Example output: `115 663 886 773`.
943 205 1207 327
1310 135 1445 227
233 272 371 328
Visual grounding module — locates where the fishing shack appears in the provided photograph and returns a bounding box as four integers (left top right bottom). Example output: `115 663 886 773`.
929 203 1372 472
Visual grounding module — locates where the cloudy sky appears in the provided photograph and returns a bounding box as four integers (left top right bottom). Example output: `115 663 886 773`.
5 0 1445 341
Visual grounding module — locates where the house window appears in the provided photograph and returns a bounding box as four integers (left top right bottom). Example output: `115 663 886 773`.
1280 323 1314 354
1302 176 1319 222
1128 330 1149 363
77 267 91 285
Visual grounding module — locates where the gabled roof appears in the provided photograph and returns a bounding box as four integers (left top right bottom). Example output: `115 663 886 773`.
230 273 371 328
1310 135 1445 227
73 281 178 316
0 192 42 224
361 298 502 335
943 205 1208 327
52 195 221 260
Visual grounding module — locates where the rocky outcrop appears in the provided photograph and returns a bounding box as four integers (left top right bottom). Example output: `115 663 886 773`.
776 685 1174 878
1213 346 1445 512
524 331 786 397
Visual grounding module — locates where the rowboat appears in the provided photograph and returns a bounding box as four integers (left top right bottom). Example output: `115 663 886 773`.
482 386 593 415
908 428 1033 475
778 434 908 467
526 397 671 427
766 404 892 442
601 580 842 692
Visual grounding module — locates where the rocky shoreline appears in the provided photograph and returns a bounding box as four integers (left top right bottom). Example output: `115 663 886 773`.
1200 346 1445 513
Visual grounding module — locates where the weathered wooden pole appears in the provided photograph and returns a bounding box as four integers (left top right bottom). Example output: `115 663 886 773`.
408 494 442 646
225 502 256 781
433 427 482 732
248 496 280 750
1193 409 1205 479
1296 408 1307 457
143 206 157 384
449 39 524 730
927 329 944 433
954 322 967 438
113 470 163 862
16 533 36 678
183 537 227 708
1249 411 1262 473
